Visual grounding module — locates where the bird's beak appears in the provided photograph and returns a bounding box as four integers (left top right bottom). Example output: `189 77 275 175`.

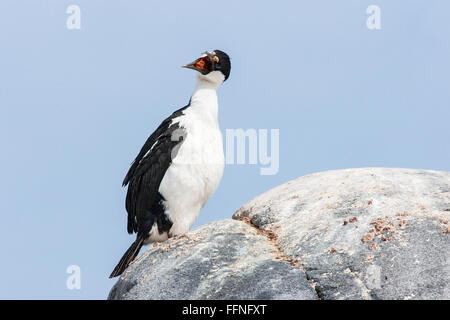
182 51 214 75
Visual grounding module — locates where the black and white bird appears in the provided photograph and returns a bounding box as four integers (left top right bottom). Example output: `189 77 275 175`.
110 50 231 278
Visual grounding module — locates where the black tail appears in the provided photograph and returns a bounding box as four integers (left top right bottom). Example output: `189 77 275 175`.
109 237 144 278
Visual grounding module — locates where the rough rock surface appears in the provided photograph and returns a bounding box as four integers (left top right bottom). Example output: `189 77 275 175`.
109 168 450 300
234 168 450 300
108 220 317 300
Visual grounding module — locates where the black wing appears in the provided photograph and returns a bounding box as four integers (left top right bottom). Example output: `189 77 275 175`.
123 104 188 236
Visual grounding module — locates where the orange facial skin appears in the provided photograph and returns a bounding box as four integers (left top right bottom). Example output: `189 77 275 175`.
183 53 216 75
194 56 213 73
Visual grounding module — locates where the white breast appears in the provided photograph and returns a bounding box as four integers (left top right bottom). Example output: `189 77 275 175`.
157 83 225 237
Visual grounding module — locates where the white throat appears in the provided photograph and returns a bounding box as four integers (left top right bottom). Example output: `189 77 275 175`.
188 72 224 124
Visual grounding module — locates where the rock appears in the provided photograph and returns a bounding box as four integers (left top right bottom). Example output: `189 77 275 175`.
234 168 450 300
109 168 450 300
108 219 317 300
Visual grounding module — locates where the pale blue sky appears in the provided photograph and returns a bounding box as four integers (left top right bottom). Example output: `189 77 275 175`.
0 1 448 299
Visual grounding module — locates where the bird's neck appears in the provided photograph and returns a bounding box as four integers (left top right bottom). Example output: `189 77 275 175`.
189 78 220 124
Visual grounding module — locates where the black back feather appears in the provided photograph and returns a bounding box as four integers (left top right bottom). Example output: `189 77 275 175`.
123 103 189 236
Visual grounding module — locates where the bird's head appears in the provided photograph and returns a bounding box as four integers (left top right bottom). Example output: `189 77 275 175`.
183 50 231 85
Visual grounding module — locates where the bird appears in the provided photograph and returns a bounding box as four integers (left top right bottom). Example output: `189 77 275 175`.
110 50 231 278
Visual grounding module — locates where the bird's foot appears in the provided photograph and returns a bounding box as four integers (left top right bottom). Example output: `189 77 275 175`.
170 233 191 241
152 241 160 247
178 233 193 240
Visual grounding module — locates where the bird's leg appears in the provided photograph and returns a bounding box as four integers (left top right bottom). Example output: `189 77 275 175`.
152 241 160 247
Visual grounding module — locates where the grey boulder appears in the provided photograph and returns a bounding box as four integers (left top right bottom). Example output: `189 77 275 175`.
108 219 317 300
109 168 450 300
